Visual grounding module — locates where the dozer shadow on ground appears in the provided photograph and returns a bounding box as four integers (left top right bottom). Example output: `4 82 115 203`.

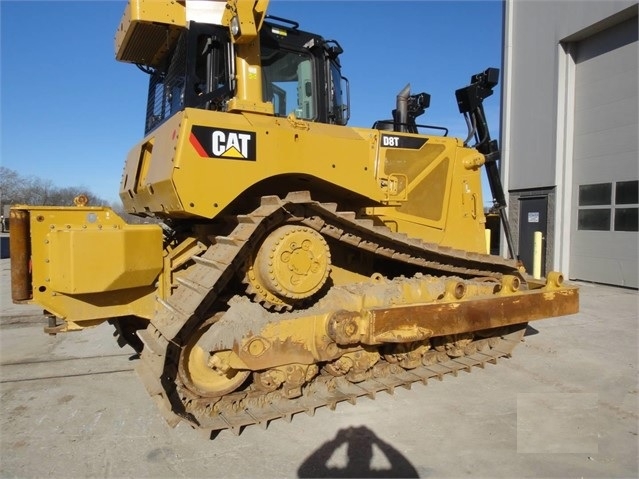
298 426 419 478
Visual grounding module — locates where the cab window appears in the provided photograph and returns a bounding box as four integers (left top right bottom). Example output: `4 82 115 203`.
261 46 315 120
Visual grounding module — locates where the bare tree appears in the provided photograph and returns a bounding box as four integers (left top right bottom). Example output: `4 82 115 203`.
0 167 24 204
0 167 161 227
0 167 109 207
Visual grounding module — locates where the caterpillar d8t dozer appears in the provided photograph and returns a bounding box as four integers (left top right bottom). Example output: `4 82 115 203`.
10 0 578 435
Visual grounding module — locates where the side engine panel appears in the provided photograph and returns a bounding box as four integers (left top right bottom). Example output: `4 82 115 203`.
120 108 489 252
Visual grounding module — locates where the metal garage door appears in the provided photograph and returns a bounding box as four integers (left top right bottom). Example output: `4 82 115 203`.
570 16 638 288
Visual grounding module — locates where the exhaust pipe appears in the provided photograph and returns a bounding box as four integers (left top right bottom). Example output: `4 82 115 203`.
395 84 411 133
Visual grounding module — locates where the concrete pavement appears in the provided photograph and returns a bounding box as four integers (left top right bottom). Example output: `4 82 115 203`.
1 257 637 478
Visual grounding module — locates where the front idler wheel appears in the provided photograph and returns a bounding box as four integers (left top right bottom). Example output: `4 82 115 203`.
178 324 249 398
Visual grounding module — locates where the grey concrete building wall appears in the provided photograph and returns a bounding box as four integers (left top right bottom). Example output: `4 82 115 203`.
501 0 637 280
502 0 637 189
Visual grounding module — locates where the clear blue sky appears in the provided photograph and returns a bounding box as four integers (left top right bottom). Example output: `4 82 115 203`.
1 0 504 204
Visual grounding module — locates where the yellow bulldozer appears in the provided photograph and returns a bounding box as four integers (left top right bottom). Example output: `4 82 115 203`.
10 0 578 435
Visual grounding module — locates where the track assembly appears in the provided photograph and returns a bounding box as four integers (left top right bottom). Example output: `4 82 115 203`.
134 192 578 436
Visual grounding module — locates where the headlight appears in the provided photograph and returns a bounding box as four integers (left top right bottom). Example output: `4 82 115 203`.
230 16 240 36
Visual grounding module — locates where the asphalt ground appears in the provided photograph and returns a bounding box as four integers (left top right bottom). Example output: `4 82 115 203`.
0 257 637 478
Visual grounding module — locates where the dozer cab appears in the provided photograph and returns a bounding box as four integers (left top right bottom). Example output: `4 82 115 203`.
10 0 578 435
